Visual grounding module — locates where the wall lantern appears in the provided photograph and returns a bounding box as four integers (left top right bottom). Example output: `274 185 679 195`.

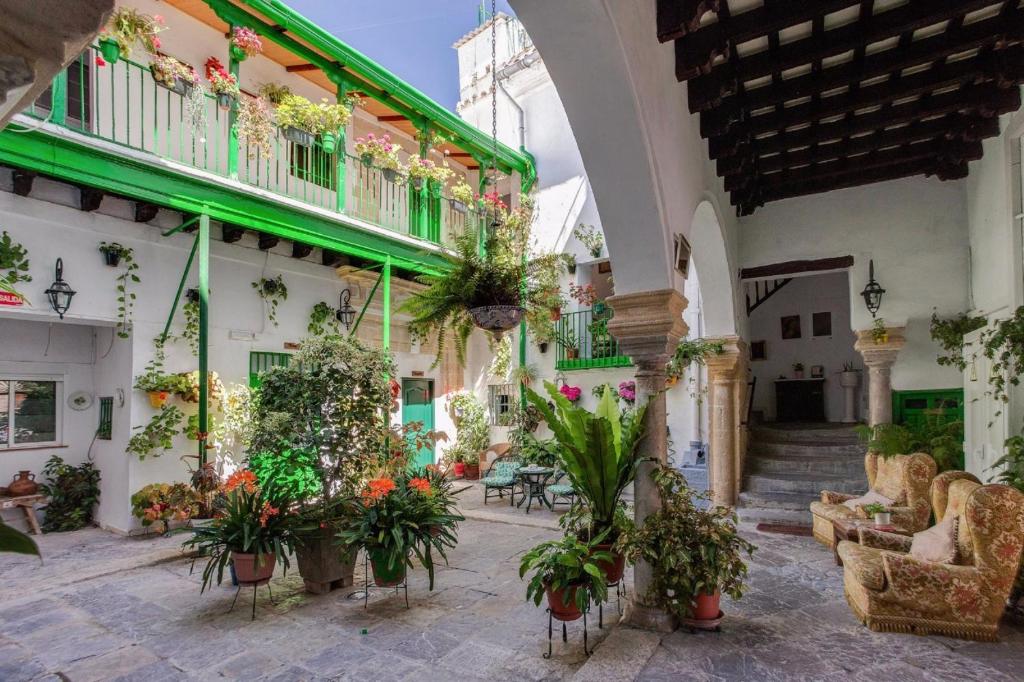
336 288 356 330
860 259 885 318
44 258 76 319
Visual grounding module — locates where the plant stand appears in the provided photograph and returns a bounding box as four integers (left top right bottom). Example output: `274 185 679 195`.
228 578 275 621
544 607 591 659
597 579 627 629
361 551 409 610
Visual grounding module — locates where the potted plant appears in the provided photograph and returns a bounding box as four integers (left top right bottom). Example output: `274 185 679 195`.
863 502 892 526
525 382 647 585
617 465 756 624
792 362 805 379
354 133 403 181
274 94 321 147
99 7 164 64
150 55 199 97
133 371 180 407
183 458 221 526
556 328 580 360
569 282 599 307
98 241 129 267
405 157 454 190
229 26 262 62
520 533 611 622
39 456 101 532
462 450 481 480
131 482 200 534
563 252 577 275
317 96 356 154
450 181 474 214
617 380 636 406
205 57 239 110
512 363 539 388
126 405 184 460
402 194 563 365
573 223 604 259
872 317 889 344
252 275 288 326
183 471 296 591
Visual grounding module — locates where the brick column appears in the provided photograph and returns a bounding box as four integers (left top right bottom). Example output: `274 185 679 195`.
607 288 687 632
704 336 747 507
854 327 906 427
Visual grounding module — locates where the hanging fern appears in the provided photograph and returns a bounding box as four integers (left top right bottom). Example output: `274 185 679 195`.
252 275 288 326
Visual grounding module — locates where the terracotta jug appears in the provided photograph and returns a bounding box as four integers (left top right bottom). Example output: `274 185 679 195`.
8 471 39 497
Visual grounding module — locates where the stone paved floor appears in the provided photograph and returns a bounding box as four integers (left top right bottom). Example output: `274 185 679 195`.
1 510 1021 681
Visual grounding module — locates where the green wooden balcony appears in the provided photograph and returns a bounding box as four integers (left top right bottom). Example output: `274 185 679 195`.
554 306 632 371
18 48 474 250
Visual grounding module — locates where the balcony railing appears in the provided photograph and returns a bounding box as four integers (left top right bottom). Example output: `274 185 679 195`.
554 306 632 371
20 48 474 250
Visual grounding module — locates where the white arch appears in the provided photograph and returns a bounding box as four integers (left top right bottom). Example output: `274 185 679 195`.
689 196 738 337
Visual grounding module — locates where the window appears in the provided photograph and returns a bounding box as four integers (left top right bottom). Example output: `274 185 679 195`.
488 384 515 426
35 53 93 129
97 397 113 440
0 378 62 448
249 352 292 388
290 143 336 189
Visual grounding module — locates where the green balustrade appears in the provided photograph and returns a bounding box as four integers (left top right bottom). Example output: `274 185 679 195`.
554 307 632 371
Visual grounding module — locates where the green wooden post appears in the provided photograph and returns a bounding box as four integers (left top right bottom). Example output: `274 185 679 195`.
518 174 528 407
335 79 349 213
227 28 241 179
198 213 210 463
382 256 392 351
50 69 67 126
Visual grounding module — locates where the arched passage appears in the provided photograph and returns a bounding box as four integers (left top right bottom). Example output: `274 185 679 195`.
689 197 738 337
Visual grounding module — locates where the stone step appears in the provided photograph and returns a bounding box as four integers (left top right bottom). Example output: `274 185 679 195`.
735 505 812 526
747 440 866 459
738 490 814 511
749 454 865 476
750 424 862 445
744 472 863 496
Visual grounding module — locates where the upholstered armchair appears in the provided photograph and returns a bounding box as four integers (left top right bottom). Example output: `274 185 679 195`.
838 483 1024 641
810 452 937 547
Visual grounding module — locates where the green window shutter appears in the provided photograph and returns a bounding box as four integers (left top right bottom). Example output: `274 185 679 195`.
892 389 964 426
249 351 293 388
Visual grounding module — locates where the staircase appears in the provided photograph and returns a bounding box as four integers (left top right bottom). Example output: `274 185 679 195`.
737 424 867 526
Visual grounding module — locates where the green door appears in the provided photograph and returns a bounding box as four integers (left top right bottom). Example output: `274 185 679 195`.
402 379 435 470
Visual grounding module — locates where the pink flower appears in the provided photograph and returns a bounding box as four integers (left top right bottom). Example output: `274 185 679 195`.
153 37 161 49
154 14 164 23
559 384 582 402
618 380 636 403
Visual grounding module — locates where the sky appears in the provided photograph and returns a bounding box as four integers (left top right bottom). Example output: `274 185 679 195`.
285 0 516 111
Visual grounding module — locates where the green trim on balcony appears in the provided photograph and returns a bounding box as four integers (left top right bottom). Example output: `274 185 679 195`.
553 307 632 371
0 123 447 274
555 355 633 372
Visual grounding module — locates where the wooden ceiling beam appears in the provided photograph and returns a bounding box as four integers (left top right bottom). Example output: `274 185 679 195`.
717 114 999 177
285 63 319 72
377 115 407 122
656 0 720 42
709 82 1020 161
702 47 1024 139
694 11 1022 114
687 0 1006 108
672 0 859 78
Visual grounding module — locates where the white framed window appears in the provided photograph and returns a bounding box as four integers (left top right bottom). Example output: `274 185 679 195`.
0 377 63 449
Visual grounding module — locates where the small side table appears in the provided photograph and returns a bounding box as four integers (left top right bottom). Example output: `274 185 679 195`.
517 467 554 513
0 494 46 535
832 518 911 566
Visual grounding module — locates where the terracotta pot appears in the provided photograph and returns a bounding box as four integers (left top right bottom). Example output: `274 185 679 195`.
566 349 579 360
453 462 466 478
8 471 38 497
463 463 480 480
550 308 562 321
594 544 626 585
148 391 169 408
369 548 407 587
546 584 583 622
429 524 442 538
692 589 721 621
295 527 357 594
232 552 275 585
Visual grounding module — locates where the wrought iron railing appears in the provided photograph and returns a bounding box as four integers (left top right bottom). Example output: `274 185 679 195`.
20 48 474 250
554 306 631 370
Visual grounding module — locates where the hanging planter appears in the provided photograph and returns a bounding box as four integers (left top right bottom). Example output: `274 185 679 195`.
229 27 263 62
450 199 468 214
282 126 315 148
147 391 169 408
151 56 198 99
411 177 426 191
360 152 374 167
382 168 401 183
321 132 338 154
468 305 524 335
100 245 122 267
538 341 549 354
229 44 249 62
98 38 121 65
216 93 235 111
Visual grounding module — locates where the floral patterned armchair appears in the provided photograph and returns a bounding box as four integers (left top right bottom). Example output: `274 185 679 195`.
810 452 936 547
837 483 1024 641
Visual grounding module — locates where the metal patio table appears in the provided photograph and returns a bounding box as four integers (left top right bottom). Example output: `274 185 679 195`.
517 466 555 513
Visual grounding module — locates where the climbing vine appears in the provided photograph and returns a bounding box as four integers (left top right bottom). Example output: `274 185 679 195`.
980 306 1024 410
181 296 200 356
99 242 140 338
126 404 184 460
252 274 287 326
929 311 986 371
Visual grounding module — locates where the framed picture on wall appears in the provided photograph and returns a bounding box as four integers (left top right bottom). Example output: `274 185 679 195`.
781 315 801 340
750 340 767 361
812 311 832 337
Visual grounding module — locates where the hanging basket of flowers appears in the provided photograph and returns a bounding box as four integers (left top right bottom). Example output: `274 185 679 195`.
150 55 199 97
229 26 263 62
205 57 239 110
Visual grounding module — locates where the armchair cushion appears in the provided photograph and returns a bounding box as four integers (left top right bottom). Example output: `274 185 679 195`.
837 541 887 591
482 460 520 487
858 527 913 553
909 514 957 564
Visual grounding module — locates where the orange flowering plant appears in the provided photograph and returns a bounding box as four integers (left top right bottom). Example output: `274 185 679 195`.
182 473 296 593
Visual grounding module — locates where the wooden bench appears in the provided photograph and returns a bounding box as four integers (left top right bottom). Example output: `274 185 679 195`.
0 494 46 535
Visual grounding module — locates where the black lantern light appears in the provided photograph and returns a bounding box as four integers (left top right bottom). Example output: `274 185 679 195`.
860 259 885 318
44 258 76 319
336 288 356 330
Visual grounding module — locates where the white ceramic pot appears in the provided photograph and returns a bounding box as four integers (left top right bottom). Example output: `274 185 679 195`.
873 512 891 526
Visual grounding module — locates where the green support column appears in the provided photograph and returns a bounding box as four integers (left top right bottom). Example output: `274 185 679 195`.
518 174 528 407
197 213 210 463
227 29 241 179
335 80 349 213
382 256 392 351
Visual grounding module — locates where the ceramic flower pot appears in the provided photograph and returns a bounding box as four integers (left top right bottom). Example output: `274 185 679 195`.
693 590 721 621
566 348 579 360
101 249 121 267
148 391 169 408
369 549 407 587
321 132 338 155
873 512 892 526
229 44 249 62
98 38 121 64
546 584 583 622
593 543 626 585
282 126 315 148
839 371 860 388
232 552 275 585
453 462 466 478
8 471 39 497
463 463 480 480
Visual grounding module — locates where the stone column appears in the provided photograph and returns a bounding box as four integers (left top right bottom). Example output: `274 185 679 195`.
704 337 746 507
607 289 687 632
854 327 906 427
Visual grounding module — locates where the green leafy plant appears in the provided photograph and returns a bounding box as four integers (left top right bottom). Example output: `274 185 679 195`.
855 418 965 472
180 296 199 356
573 223 604 258
616 466 755 619
511 362 539 387
0 520 39 557
133 338 185 394
519 435 561 467
274 94 354 137
871 317 888 344
863 502 888 516
520 533 611 612
127 405 184 460
406 157 454 186
307 301 340 336
99 242 139 339
930 311 987 371
991 434 1024 493
0 230 30 300
489 335 512 380
131 482 201 532
525 381 647 540
39 456 100 532
554 328 579 352
450 181 474 206
445 391 490 466
252 275 287 326
667 338 725 380
979 306 1024 412
258 82 291 105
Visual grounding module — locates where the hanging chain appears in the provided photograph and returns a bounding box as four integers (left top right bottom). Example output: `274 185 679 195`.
490 0 499 188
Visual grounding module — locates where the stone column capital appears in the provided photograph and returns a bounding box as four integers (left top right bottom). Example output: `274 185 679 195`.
704 335 747 380
854 327 906 367
607 289 688 370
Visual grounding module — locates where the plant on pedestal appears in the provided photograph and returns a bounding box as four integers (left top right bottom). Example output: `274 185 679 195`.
520 533 611 621
666 338 725 385
616 466 756 623
871 317 888 344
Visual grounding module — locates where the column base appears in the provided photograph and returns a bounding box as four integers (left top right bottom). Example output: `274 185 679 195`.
620 598 678 633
